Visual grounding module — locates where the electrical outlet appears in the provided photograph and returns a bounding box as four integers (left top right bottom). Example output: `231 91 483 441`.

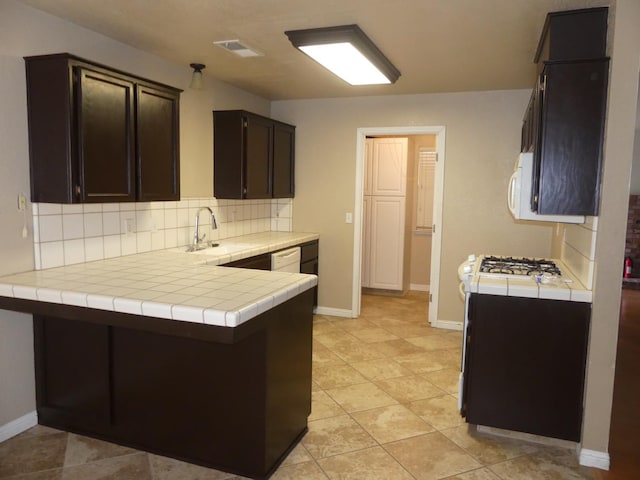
122 216 135 235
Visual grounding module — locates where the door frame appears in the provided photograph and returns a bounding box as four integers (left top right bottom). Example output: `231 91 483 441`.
352 126 446 326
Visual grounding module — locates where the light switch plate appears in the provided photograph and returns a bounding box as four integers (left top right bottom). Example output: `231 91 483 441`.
345 212 353 224
17 193 26 211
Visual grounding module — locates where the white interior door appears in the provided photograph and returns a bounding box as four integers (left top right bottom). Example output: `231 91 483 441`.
371 138 408 196
353 126 445 324
369 196 405 290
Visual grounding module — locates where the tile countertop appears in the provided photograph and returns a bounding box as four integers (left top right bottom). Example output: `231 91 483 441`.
0 232 319 328
468 258 592 303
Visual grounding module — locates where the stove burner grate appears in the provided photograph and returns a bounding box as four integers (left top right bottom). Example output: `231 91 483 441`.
480 256 562 277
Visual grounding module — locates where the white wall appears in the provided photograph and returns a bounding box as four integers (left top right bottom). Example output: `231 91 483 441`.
580 0 640 460
0 0 269 428
272 90 555 322
630 91 640 194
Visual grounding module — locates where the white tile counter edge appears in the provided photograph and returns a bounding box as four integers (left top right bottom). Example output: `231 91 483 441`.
469 258 592 303
0 232 319 328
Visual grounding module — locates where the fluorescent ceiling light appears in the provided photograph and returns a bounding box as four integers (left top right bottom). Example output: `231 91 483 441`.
285 24 400 86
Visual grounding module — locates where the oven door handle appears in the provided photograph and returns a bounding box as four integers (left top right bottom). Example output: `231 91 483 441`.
508 170 518 214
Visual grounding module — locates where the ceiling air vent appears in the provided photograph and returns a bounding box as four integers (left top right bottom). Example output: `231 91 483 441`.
213 39 263 57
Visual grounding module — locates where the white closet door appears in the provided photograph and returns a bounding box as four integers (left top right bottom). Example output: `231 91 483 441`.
369 196 406 290
371 138 408 196
361 195 371 287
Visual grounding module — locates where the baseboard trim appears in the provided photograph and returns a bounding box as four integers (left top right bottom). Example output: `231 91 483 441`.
477 424 577 449
314 306 355 318
579 448 610 470
430 318 463 331
0 411 37 442
409 283 430 292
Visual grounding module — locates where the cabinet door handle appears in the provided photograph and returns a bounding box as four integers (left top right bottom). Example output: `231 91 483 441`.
74 185 81 197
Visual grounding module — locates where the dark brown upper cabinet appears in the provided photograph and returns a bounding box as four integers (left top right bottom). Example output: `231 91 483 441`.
136 84 180 202
213 110 295 199
521 7 609 217
272 122 295 198
534 7 608 64
24 53 181 204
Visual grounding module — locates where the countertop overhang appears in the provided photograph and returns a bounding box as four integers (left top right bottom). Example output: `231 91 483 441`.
0 232 319 329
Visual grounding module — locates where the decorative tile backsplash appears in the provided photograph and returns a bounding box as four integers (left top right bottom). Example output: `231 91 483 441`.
32 197 293 270
560 217 597 290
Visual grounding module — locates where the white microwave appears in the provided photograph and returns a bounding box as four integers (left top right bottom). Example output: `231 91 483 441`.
508 153 585 224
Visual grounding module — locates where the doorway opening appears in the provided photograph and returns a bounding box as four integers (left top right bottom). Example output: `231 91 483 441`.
352 126 446 327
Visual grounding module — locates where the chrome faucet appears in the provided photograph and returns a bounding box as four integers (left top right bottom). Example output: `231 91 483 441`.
190 207 217 251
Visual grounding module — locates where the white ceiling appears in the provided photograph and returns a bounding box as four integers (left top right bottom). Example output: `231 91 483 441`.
17 0 609 100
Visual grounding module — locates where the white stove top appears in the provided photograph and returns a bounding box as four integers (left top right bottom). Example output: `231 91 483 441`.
458 254 591 303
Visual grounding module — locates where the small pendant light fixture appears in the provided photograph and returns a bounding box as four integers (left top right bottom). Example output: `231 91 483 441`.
189 63 206 89
285 24 400 86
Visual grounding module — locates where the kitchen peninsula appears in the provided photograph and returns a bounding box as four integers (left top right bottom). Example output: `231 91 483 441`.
0 232 318 480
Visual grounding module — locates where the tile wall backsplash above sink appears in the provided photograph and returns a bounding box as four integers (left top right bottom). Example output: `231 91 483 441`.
32 197 294 270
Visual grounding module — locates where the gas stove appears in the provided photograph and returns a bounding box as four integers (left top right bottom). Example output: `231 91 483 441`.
457 254 591 303
479 255 563 278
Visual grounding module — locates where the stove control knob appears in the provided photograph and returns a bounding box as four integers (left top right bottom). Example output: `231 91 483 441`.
467 254 476 262
463 264 473 274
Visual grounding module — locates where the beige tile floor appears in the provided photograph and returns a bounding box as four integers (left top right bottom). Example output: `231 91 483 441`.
0 292 596 479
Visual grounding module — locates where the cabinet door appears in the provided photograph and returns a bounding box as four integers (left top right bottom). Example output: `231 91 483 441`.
273 122 295 198
465 294 590 441
136 84 180 201
34 316 111 429
77 67 136 202
535 59 608 216
371 138 408 196
245 115 273 199
368 196 405 290
213 111 244 199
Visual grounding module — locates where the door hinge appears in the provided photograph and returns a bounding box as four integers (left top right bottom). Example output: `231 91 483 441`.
540 74 547 92
429 293 432 302
432 224 436 234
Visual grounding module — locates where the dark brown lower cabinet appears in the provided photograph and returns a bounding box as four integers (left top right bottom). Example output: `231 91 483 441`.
221 240 319 310
462 294 590 442
33 290 313 480
223 252 271 270
300 241 319 309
